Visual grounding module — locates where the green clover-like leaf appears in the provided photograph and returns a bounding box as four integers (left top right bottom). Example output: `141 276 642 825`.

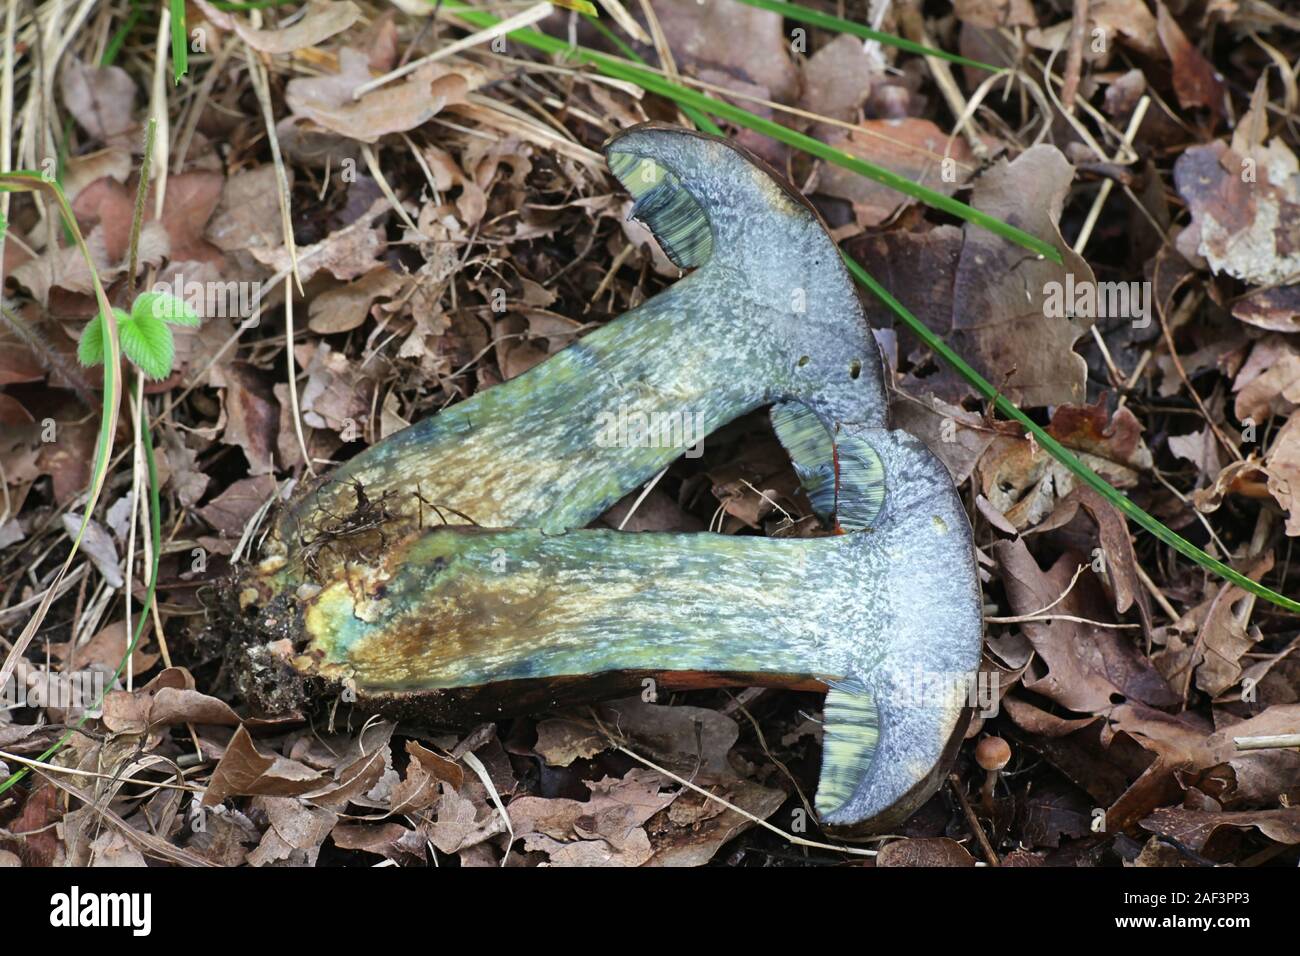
76 307 129 368
133 291 200 327
119 313 175 380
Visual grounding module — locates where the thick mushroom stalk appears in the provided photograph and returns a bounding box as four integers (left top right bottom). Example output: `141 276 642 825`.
284 416 982 828
259 124 887 584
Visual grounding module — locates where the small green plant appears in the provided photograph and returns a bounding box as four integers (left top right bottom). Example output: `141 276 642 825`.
0 120 188 800
77 291 199 380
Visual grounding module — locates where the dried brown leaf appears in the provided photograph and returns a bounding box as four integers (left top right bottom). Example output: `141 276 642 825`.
233 0 361 54
876 836 978 866
60 58 137 146
203 725 324 805
285 49 468 143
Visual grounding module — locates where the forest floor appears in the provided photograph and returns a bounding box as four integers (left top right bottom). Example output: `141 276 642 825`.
0 0 1298 867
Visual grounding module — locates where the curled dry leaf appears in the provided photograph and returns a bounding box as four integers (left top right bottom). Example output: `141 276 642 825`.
297 341 376 435
60 58 137 146
979 400 1152 529
1026 0 1159 62
232 0 362 55
203 725 324 806
1152 552 1272 698
214 362 279 476
891 392 1006 483
155 429 211 508
1265 416 1300 535
247 796 338 867
206 165 291 254
285 48 468 143
386 742 458 816
420 143 487 227
196 474 279 540
331 821 424 862
1083 0 1160 58
1140 806 1300 854
308 266 404 334
652 0 798 103
185 806 261 867
1028 484 1152 624
507 769 677 867
533 718 607 767
102 666 241 734
1103 701 1300 815
250 197 389 281
799 34 881 131
71 177 134 262
62 148 133 202
301 720 398 812
11 221 169 304
150 171 226 265
50 620 160 675
954 0 1037 29
994 537 1177 713
1156 3 1225 119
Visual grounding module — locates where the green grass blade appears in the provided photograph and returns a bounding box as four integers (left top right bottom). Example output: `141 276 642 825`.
734 0 1000 72
441 1 1061 262
102 0 144 66
841 254 1300 615
169 0 188 85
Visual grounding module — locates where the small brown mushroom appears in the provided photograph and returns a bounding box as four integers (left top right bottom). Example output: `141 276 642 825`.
976 736 1012 816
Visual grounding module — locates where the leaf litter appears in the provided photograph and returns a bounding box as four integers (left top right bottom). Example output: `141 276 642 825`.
0 0 1298 871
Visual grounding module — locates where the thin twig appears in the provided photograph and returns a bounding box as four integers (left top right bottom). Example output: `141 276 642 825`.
1234 733 1300 751
948 773 999 866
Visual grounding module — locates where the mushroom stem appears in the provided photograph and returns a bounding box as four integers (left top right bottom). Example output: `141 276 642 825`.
255 124 889 592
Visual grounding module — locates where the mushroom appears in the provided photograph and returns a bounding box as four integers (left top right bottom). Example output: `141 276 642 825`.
237 125 984 828
254 124 888 590
976 735 1012 817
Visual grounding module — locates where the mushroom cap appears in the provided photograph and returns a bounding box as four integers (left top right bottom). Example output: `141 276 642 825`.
976 736 1012 771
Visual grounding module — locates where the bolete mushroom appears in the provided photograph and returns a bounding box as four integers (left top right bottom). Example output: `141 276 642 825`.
236 125 983 828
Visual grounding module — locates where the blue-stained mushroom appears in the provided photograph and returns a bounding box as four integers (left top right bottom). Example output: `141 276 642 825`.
236 125 983 828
